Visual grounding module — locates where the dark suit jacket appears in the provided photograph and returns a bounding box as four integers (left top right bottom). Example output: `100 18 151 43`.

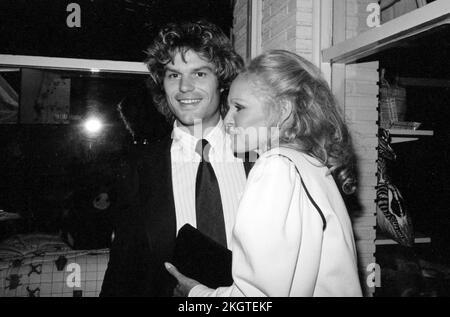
100 134 252 297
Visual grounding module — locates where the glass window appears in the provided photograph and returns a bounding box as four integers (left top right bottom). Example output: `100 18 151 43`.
0 66 169 239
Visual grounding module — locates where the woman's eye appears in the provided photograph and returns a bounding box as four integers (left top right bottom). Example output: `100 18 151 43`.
235 104 244 112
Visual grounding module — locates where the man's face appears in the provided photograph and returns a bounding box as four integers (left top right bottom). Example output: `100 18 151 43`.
163 50 221 132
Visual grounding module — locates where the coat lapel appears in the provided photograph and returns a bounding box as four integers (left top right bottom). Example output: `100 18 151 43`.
141 135 177 262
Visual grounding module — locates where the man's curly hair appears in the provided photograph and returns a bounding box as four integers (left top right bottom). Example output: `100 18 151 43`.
144 20 244 123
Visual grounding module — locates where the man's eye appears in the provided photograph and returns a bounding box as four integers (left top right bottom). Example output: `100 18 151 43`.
195 72 207 78
166 73 179 79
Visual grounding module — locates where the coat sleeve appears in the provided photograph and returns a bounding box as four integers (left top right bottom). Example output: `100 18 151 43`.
189 156 306 297
100 156 151 297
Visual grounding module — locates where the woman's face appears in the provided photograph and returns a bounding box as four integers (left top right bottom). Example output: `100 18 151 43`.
225 75 278 154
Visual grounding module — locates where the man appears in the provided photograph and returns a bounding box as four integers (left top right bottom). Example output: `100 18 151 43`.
100 20 249 297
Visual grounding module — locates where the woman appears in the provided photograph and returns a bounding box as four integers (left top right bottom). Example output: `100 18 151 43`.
166 50 363 297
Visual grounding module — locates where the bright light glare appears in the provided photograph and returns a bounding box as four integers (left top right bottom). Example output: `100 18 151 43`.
84 117 103 134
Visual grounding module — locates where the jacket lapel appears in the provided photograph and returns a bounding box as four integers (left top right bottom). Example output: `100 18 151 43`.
141 135 177 261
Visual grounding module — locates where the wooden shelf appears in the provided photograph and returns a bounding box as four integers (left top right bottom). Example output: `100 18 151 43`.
398 77 450 88
389 128 434 136
322 0 450 64
388 128 434 143
376 232 431 245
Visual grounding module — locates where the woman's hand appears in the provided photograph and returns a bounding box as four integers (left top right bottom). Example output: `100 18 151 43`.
165 262 201 297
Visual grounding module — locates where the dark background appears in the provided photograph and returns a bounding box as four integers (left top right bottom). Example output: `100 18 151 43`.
371 25 450 296
0 0 234 246
0 0 234 60
376 26 450 260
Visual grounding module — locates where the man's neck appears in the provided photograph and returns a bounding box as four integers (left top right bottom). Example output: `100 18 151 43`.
177 118 221 139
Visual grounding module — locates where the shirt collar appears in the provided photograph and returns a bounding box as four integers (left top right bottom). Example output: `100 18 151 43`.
171 119 227 158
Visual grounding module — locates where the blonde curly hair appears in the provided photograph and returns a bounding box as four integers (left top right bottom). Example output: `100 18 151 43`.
244 50 357 195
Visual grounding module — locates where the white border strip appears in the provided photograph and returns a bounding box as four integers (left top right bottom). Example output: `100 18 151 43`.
0 54 149 74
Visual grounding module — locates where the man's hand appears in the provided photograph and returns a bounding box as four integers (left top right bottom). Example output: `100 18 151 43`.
165 262 201 297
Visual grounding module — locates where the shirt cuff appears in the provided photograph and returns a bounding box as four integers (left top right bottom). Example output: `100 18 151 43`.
188 284 214 297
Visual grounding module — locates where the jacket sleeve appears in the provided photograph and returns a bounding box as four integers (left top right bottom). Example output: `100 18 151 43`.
189 156 305 297
100 156 151 297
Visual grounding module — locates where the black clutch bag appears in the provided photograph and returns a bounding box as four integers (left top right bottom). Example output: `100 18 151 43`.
172 224 233 289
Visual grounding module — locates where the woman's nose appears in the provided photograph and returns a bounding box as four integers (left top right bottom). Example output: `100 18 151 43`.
224 111 234 126
224 112 235 134
179 76 194 92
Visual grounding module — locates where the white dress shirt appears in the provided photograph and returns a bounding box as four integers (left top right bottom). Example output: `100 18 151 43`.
171 119 247 248
190 147 363 297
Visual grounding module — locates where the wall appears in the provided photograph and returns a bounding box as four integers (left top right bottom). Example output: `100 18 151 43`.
233 0 314 62
341 0 379 297
233 0 250 61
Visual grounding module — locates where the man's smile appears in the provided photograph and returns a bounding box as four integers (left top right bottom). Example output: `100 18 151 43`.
178 98 202 105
